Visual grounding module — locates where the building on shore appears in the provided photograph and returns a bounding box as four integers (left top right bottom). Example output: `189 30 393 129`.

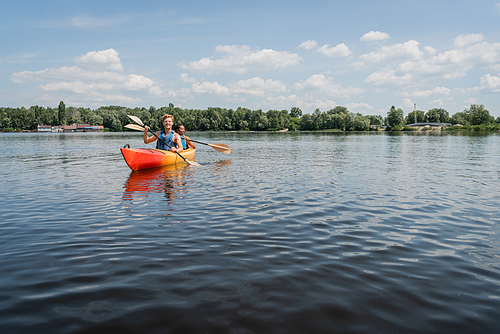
406 122 452 127
37 125 53 132
38 124 104 132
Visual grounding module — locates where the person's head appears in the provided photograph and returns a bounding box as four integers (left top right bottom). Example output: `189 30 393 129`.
162 114 174 129
174 124 185 135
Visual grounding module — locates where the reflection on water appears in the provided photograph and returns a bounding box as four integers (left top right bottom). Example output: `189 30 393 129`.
123 163 191 203
122 159 232 204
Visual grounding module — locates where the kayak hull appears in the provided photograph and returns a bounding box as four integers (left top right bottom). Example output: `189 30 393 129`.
120 147 196 171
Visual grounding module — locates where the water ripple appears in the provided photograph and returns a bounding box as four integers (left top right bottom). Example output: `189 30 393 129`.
1 132 499 333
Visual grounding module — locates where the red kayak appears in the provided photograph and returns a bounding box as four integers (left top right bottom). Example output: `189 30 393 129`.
121 147 196 171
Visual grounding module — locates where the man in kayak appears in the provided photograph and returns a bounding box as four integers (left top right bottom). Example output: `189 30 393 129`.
174 124 196 150
144 114 184 152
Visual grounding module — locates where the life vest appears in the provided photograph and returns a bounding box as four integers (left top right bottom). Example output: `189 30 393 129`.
180 135 188 150
156 130 176 150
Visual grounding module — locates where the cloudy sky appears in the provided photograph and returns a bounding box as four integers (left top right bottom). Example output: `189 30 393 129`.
1 0 499 117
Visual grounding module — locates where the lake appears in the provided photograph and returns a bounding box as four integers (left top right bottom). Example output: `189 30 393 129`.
0 131 499 333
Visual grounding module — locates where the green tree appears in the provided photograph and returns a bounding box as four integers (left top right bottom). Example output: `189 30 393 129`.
463 104 494 125
58 101 66 126
300 113 313 130
386 106 405 129
89 114 103 126
368 115 383 126
350 115 370 131
327 106 348 115
267 109 289 130
67 107 83 124
287 107 302 131
425 108 449 123
289 107 302 118
311 109 323 130
450 112 466 125
326 106 350 130
406 110 425 124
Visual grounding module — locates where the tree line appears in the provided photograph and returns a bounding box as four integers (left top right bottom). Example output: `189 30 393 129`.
0 101 498 132
386 104 499 131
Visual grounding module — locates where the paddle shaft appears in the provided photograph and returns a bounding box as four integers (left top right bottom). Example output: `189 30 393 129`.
189 139 230 153
189 139 211 146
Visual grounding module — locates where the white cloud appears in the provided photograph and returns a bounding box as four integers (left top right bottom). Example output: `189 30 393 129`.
122 74 155 91
228 77 286 97
299 40 318 50
463 97 478 107
300 40 353 57
424 46 437 55
75 48 123 71
454 33 485 47
365 40 500 88
496 3 500 13
400 87 451 98
178 45 302 73
309 99 337 110
480 74 500 92
168 76 286 100
192 81 229 95
294 74 364 97
11 49 163 105
360 31 390 42
453 87 481 95
402 98 415 110
359 40 423 63
365 68 413 87
315 43 353 57
351 61 367 70
428 97 454 106
165 87 192 99
180 73 197 84
345 102 374 114
40 81 90 94
11 66 120 83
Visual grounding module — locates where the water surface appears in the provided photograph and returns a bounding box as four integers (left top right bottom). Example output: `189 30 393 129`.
0 131 499 333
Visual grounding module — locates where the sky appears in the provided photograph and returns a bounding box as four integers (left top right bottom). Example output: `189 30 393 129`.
1 0 499 118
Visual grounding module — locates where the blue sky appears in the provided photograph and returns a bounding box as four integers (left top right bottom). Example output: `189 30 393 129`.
1 0 499 117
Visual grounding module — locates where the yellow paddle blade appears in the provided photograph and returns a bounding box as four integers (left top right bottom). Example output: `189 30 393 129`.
124 124 145 131
127 115 144 127
186 159 203 167
209 143 231 154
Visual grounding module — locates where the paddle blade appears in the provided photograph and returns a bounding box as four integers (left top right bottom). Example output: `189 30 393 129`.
127 115 144 126
208 143 231 154
185 159 203 167
125 124 145 131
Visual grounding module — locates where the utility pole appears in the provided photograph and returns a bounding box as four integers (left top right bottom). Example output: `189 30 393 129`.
414 103 417 124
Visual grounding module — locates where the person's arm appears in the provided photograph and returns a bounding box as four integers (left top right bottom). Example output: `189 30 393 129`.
143 126 159 144
184 135 196 149
171 133 184 152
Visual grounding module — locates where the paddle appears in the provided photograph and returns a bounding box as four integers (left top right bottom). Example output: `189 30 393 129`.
187 140 231 154
125 123 231 154
125 116 202 167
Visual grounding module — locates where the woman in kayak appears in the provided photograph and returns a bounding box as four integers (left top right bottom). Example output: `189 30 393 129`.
174 124 196 150
144 114 184 152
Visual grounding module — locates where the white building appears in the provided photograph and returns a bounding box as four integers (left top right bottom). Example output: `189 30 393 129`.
37 125 53 132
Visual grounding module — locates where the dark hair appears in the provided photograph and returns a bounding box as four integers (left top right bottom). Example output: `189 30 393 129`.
174 124 184 131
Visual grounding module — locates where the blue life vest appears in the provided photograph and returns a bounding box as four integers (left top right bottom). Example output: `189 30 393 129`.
156 130 176 150
180 135 188 150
